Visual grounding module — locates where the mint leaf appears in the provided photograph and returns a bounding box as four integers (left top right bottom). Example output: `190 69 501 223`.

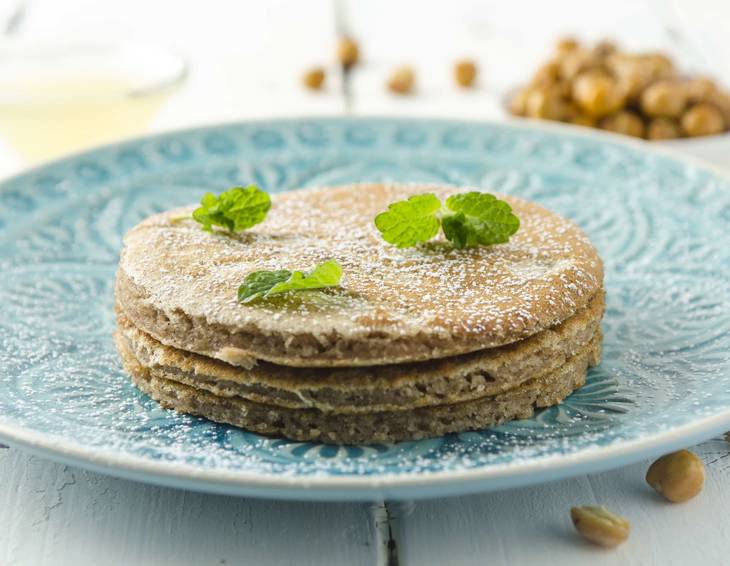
238 260 343 303
374 191 520 249
441 192 520 249
374 193 441 248
237 270 291 303
192 185 271 233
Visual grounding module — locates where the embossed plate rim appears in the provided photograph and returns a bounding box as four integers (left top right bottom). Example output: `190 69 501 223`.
2 409 730 500
1 116 730 501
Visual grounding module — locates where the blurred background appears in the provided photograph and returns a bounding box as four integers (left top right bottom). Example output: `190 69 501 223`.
0 0 729 175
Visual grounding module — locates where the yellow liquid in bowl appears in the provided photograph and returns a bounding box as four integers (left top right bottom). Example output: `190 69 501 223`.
0 78 170 163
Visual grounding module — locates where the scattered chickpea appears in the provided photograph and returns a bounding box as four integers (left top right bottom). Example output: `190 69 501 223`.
570 506 630 548
647 117 681 140
681 103 725 137
646 449 705 502
302 67 326 91
572 71 625 117
641 80 687 118
337 36 359 68
454 59 478 88
555 36 579 53
387 66 415 95
600 110 645 138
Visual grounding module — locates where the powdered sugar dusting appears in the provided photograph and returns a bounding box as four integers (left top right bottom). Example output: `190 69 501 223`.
121 183 603 350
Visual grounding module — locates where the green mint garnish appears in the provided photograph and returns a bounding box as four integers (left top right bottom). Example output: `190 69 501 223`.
238 260 343 303
374 191 519 249
441 192 521 248
191 185 271 233
374 193 442 248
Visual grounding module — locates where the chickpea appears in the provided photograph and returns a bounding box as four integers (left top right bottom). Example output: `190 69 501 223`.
337 36 359 68
646 449 705 502
593 40 617 59
531 61 561 87
644 53 676 78
609 54 674 100
559 49 601 81
571 113 597 127
302 67 326 90
641 80 687 118
600 111 645 138
707 90 730 125
684 77 718 102
617 70 649 102
647 117 681 140
563 102 596 127
387 66 415 95
572 71 625 117
681 103 725 137
508 87 531 116
454 59 478 88
570 506 630 548
555 36 579 53
525 86 566 120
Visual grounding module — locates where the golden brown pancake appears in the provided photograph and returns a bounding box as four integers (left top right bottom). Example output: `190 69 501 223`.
115 291 603 413
116 183 603 367
116 329 601 444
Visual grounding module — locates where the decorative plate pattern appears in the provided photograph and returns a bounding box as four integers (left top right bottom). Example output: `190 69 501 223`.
1 118 729 501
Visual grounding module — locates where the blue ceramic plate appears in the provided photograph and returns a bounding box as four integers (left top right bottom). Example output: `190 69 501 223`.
1 118 729 501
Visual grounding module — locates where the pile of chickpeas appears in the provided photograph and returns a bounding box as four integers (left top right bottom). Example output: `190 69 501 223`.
509 37 730 140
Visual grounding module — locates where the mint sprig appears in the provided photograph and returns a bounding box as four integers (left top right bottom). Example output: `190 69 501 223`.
238 260 343 303
374 191 519 249
191 185 271 233
374 193 442 248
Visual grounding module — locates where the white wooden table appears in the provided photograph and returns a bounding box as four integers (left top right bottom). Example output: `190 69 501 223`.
2 2 729 564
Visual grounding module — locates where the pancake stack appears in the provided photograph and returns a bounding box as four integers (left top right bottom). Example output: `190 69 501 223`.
114 184 604 444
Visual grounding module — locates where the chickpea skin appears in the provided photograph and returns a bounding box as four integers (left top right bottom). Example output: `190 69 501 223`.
646 449 705 502
681 103 725 137
641 80 687 118
531 61 561 87
387 66 415 95
647 117 681 140
454 59 478 88
600 111 645 138
337 36 359 68
555 36 579 53
684 77 718 102
525 87 566 120
572 71 625 117
302 67 326 90
570 506 630 548
508 87 531 116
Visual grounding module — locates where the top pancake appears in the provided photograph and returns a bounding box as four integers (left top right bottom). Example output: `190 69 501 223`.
116 183 603 367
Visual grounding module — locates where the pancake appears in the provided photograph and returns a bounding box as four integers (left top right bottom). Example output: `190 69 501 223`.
116 329 601 444
115 291 604 413
116 183 604 367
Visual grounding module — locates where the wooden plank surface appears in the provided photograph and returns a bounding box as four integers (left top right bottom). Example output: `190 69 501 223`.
397 436 730 566
0 447 376 566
